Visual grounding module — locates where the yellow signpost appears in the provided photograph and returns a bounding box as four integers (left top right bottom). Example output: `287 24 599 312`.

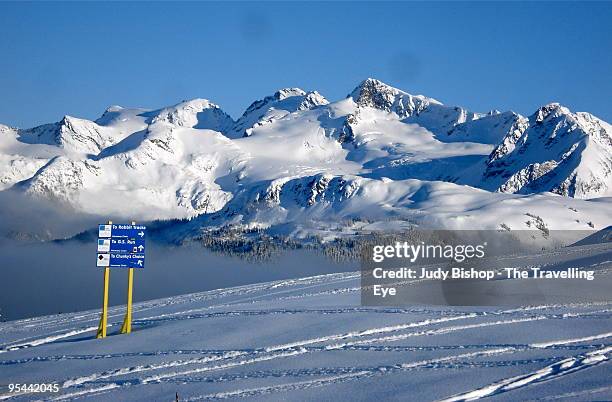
120 265 134 334
96 267 110 338
96 220 112 339
96 220 140 339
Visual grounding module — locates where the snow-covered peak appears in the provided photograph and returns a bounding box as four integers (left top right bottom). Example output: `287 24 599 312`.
151 98 234 132
231 88 329 138
349 78 403 105
527 103 611 147
105 105 125 113
242 88 307 117
16 116 116 155
275 88 307 100
482 103 612 198
575 112 612 148
297 91 329 110
95 105 126 124
532 102 572 124
0 123 15 134
345 78 481 140
447 111 528 145
349 78 440 112
347 78 450 135
59 115 83 132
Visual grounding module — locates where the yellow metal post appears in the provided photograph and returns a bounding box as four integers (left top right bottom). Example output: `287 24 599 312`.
96 267 110 338
120 268 134 334
96 220 112 339
120 220 136 334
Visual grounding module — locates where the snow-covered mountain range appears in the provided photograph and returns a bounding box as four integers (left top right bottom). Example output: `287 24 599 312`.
1 78 611 241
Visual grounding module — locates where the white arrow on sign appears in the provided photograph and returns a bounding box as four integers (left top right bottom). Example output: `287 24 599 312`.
138 245 144 251
137 260 143 267
138 231 145 238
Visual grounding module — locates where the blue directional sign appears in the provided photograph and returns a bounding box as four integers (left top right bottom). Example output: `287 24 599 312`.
97 224 146 268
97 238 146 254
111 253 145 268
98 224 146 239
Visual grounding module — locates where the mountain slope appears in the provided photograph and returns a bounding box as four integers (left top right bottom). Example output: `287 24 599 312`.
1 248 611 400
165 174 610 244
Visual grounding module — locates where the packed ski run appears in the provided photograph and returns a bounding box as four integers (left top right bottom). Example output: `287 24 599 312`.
0 79 611 242
0 242 610 401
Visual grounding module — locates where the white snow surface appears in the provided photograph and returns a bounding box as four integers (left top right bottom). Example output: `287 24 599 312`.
0 243 610 401
1 79 611 240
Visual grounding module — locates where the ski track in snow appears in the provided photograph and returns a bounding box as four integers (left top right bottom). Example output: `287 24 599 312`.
0 326 99 355
0 271 610 401
440 346 612 401
186 371 372 401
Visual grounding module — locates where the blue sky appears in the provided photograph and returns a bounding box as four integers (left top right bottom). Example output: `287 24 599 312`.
0 1 610 128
